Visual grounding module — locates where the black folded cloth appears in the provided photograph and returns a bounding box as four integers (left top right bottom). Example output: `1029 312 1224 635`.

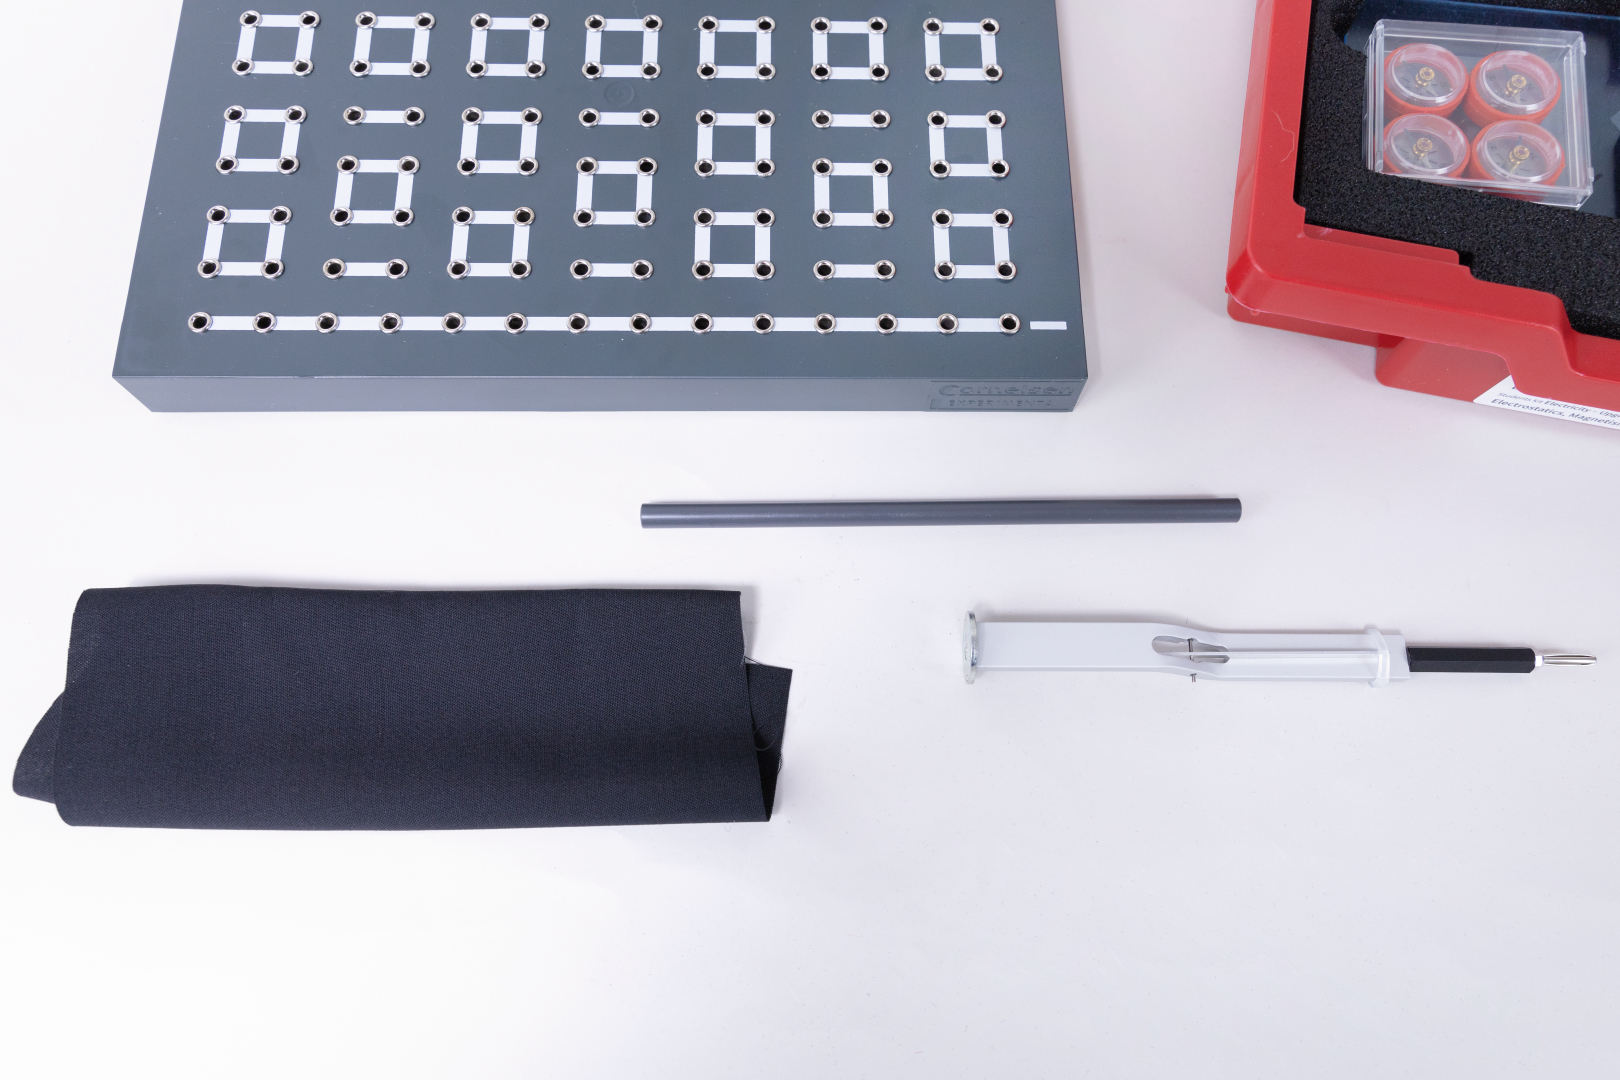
13 586 790 830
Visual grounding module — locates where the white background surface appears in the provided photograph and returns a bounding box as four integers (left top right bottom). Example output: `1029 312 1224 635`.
3 2 1617 1077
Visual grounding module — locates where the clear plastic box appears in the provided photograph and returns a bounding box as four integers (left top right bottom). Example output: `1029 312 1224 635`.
1364 19 1593 208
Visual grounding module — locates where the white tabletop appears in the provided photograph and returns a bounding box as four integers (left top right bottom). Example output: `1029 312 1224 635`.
3 3 1617 1077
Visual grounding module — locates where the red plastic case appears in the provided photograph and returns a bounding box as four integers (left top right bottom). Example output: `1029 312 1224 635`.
1226 0 1620 412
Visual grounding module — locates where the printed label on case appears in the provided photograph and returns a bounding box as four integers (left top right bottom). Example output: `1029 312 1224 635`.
1474 377 1620 430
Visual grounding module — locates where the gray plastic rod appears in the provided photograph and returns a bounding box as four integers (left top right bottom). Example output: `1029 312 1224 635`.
640 498 1242 529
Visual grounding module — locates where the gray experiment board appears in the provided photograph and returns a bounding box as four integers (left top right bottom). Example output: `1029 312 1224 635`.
114 1 1086 410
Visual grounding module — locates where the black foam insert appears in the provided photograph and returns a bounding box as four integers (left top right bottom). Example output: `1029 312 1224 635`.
1299 0 1620 341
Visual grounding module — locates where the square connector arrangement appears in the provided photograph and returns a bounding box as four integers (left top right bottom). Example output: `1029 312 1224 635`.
116 1 1086 411
1366 19 1592 209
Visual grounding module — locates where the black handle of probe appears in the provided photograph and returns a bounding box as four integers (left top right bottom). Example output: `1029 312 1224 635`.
1405 647 1537 674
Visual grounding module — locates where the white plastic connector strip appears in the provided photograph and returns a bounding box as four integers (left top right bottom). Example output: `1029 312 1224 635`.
202 314 1031 332
468 17 545 75
342 262 402 277
584 263 648 278
698 19 772 78
449 210 532 276
693 212 771 277
575 161 655 224
591 110 654 125
460 111 541 173
201 209 286 276
929 113 1006 177
219 108 302 172
923 21 998 80
236 14 317 75
348 109 417 124
824 263 886 279
812 162 890 224
354 16 431 76
934 213 1011 279
584 18 659 78
823 112 885 128
811 20 884 79
333 159 414 224
695 113 772 175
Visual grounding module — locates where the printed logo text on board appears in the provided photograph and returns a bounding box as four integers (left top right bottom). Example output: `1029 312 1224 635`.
929 382 1079 410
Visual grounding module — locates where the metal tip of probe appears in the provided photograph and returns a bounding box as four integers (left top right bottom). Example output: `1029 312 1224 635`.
1539 654 1598 667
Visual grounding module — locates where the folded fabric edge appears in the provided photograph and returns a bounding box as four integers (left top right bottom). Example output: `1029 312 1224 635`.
14 664 795 820
13 695 61 805
746 662 793 820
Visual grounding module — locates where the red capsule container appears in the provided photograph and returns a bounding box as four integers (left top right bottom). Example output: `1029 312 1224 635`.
1466 120 1565 187
1383 42 1468 117
1382 113 1470 178
1225 0 1620 415
1463 50 1561 126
